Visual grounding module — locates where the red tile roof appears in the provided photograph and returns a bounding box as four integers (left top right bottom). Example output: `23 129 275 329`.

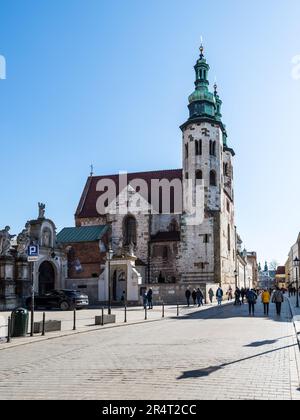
76 169 183 219
276 266 286 275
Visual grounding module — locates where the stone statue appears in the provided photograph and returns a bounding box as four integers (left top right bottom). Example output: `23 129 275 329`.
128 242 135 257
0 226 16 257
38 202 46 219
42 228 51 248
17 224 31 256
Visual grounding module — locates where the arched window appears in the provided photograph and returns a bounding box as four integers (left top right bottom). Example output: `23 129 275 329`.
213 141 216 156
210 170 217 187
196 170 203 181
185 144 189 159
209 140 212 155
195 140 202 156
123 216 137 246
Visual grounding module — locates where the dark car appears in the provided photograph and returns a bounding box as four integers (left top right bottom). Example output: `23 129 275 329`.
25 290 89 311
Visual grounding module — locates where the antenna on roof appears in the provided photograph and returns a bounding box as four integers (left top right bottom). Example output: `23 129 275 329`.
90 164 94 177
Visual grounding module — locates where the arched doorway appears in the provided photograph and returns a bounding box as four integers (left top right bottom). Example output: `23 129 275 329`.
39 261 55 295
112 270 126 302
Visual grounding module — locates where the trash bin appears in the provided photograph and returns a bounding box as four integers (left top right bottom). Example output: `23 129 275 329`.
11 308 29 337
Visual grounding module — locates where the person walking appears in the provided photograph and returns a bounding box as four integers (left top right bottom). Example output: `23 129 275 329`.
241 288 246 304
272 287 284 316
246 289 258 316
261 288 271 316
227 288 233 301
216 287 223 306
147 288 153 310
185 288 191 307
196 288 204 307
192 289 197 306
234 288 241 306
208 288 214 304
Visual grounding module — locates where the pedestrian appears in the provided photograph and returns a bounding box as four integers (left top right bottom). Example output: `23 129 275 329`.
246 288 258 316
196 288 204 307
227 287 233 301
261 288 271 316
216 287 223 306
143 291 148 309
185 288 191 307
147 288 153 310
241 288 246 304
234 288 241 306
208 288 214 304
192 289 197 306
272 287 284 316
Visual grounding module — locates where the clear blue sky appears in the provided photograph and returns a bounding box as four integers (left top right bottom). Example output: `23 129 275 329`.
0 0 299 265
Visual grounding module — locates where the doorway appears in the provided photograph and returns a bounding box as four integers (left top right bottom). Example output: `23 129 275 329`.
39 261 55 295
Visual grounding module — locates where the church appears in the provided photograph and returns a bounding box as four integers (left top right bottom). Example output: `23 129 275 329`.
71 45 237 304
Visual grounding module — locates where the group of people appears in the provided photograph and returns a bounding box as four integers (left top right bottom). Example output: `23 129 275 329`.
184 285 286 317
185 288 205 307
234 286 285 317
143 288 153 310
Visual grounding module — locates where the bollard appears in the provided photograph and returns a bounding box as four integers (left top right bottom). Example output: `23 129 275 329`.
101 307 104 326
177 303 179 317
144 306 147 320
42 312 46 336
124 305 127 323
162 302 165 318
7 316 11 343
73 307 76 331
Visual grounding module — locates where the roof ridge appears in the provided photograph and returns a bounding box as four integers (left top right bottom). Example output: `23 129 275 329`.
89 168 183 179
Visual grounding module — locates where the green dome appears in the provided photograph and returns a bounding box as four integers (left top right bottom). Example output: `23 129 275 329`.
188 89 216 105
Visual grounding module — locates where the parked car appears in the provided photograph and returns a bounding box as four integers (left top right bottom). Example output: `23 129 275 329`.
25 290 89 311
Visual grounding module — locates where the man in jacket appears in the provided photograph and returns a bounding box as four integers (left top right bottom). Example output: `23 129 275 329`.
185 289 191 307
246 289 258 316
216 287 223 306
272 287 284 316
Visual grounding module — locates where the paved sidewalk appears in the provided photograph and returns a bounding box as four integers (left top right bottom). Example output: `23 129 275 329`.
0 301 232 350
0 299 299 400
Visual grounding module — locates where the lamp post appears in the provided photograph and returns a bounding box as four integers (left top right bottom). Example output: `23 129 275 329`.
293 257 300 308
234 270 238 290
107 247 114 315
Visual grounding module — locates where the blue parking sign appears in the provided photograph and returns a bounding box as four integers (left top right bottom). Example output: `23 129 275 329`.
27 244 39 258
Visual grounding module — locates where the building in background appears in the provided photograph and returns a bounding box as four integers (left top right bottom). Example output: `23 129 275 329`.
275 266 286 289
286 234 300 290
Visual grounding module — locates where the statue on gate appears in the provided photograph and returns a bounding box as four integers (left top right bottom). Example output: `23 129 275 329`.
0 226 15 257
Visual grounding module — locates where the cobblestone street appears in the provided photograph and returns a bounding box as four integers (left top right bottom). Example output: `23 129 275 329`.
0 300 299 400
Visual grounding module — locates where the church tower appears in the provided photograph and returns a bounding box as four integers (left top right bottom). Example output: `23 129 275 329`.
179 45 236 290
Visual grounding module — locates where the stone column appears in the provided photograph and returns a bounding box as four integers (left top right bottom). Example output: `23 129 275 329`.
0 256 17 310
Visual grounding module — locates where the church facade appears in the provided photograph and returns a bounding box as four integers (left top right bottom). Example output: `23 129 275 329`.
74 46 237 303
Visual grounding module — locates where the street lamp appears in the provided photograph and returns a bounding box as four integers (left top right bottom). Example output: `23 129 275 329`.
293 257 300 308
234 270 238 289
107 247 114 315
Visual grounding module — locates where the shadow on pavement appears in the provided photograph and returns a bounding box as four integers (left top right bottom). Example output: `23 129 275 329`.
177 343 297 380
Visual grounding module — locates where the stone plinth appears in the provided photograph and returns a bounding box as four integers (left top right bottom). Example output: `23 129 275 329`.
95 314 116 325
34 320 62 334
